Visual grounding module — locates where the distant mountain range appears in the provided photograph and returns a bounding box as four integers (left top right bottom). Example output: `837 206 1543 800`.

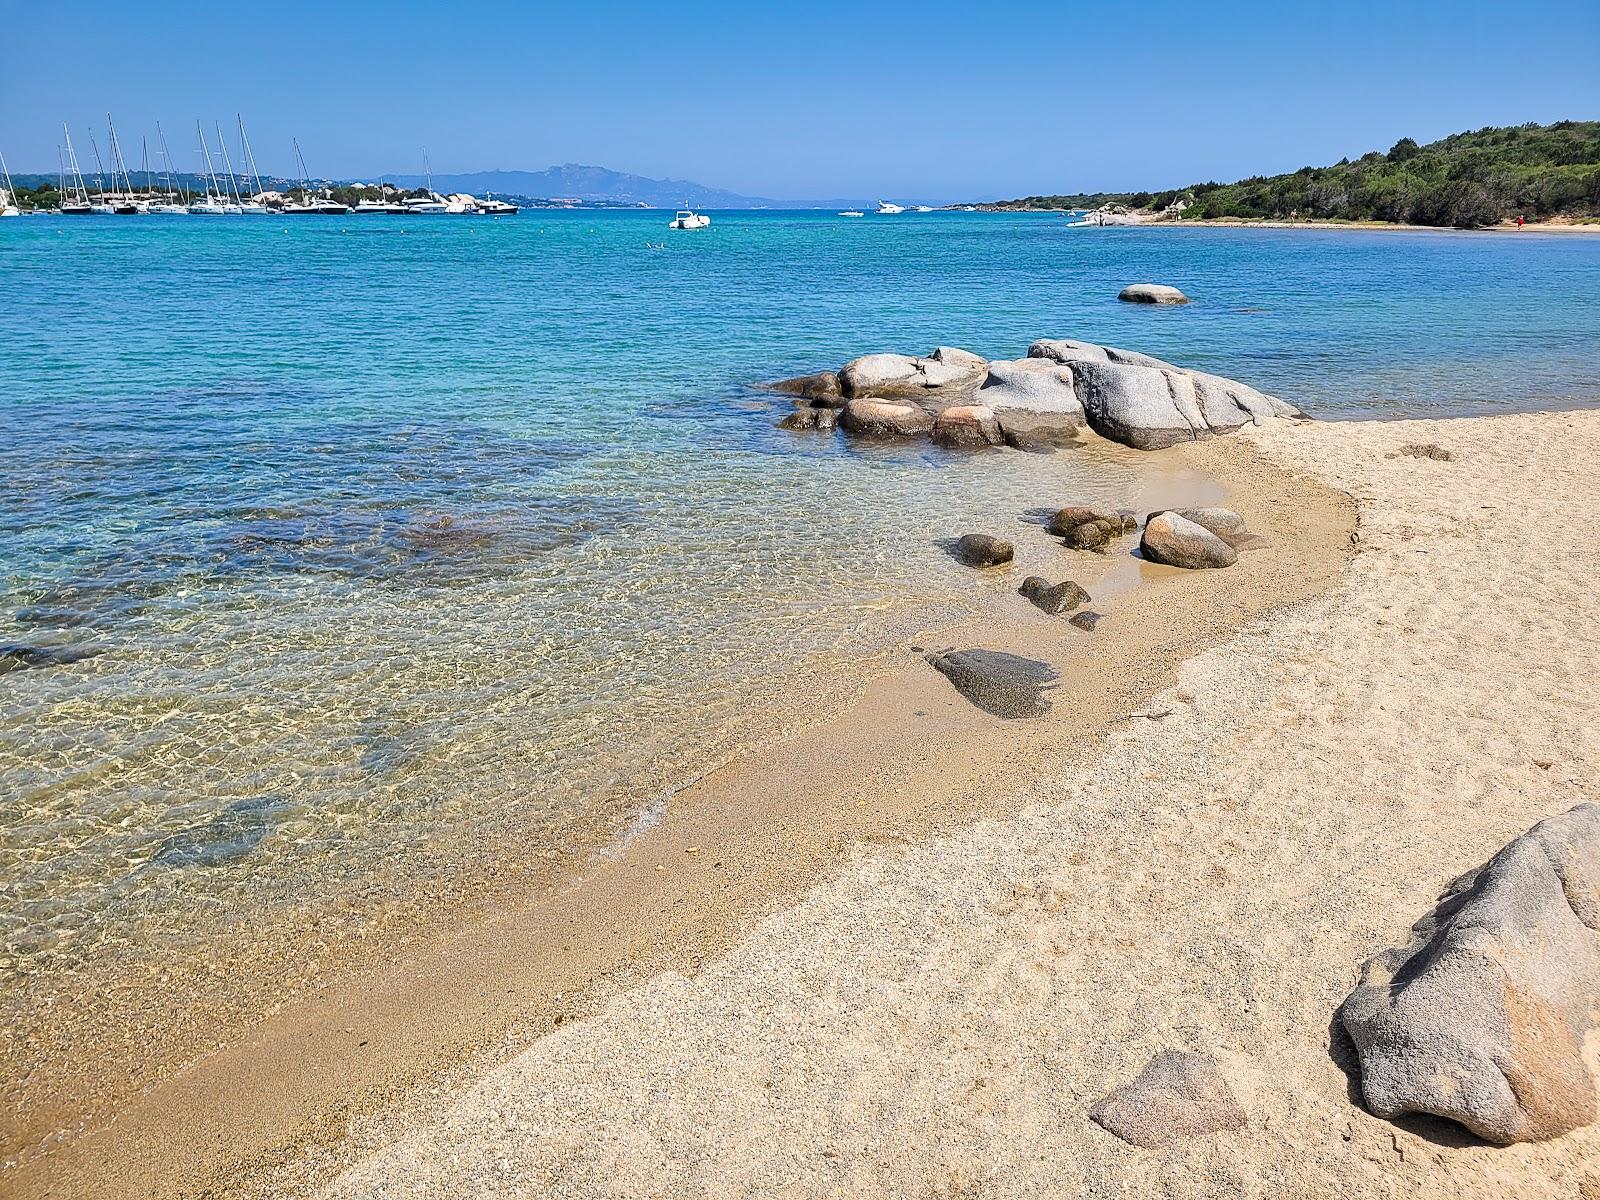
386 164 783 208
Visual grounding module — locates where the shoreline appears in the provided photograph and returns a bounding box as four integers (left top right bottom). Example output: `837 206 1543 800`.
4 434 1355 1199
312 406 1600 1199
977 209 1600 234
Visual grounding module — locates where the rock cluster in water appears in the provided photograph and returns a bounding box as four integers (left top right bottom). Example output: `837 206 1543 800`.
769 338 1303 452
1340 803 1600 1144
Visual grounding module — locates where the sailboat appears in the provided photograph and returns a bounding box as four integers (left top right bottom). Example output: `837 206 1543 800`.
146 123 189 213
85 128 121 213
236 117 272 211
401 149 448 213
59 127 94 214
188 124 236 214
216 122 265 213
0 150 20 217
283 139 349 214
105 114 145 213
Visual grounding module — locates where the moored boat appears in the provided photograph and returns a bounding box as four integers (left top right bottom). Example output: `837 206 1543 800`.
669 209 710 229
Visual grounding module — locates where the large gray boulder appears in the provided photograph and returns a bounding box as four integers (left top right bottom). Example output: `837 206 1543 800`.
1090 1050 1247 1148
1073 360 1211 451
1170 508 1266 551
1340 803 1600 1145
839 398 936 438
839 348 986 402
1118 283 1190 305
972 359 1086 446
924 648 1058 719
1140 512 1238 569
1029 339 1178 371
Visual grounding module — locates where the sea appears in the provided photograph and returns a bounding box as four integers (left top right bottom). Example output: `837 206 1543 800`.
4 210 1599 1028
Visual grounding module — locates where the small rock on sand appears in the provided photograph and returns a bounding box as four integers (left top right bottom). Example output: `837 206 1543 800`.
1339 802 1600 1144
1169 507 1267 551
952 534 1014 567
1140 512 1238 569
1019 576 1090 615
1090 1050 1247 1148
1069 610 1102 632
924 648 1058 719
1118 283 1190 305
1396 442 1454 462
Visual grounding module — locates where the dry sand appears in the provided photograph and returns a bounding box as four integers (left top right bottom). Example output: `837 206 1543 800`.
316 410 1600 1199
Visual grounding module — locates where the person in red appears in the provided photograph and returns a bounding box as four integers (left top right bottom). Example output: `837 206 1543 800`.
1516 215 1526 228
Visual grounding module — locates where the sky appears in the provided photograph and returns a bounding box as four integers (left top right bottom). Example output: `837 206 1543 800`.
3 0 1598 204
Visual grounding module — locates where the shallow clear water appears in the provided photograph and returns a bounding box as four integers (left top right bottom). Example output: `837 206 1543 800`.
3 212 1599 1000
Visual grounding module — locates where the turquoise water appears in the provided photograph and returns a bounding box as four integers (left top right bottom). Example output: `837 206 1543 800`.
3 212 1599 1010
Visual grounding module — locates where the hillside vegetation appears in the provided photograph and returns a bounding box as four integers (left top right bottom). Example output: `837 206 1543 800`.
992 121 1600 228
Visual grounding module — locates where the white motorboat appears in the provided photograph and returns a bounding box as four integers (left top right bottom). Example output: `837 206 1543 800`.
478 194 518 216
912 205 934 213
402 194 448 213
351 197 391 214
839 209 864 217
669 209 710 229
875 200 905 214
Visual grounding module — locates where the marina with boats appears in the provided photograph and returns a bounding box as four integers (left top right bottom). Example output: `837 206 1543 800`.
4 116 521 217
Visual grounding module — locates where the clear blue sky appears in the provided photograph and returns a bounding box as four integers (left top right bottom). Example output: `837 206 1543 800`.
4 0 1597 203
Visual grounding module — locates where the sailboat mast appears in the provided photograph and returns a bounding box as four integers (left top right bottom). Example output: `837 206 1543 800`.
215 122 243 203
106 113 134 197
157 122 184 203
62 125 89 202
293 137 312 197
142 135 152 195
87 127 108 195
238 115 265 198
197 123 220 201
1 150 16 209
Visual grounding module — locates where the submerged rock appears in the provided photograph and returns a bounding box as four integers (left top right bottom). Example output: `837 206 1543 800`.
924 648 1058 719
1019 576 1090 615
931 404 1002 448
839 398 936 438
1090 1050 1247 1148
766 370 843 406
1340 803 1600 1144
777 409 819 431
952 533 1014 567
1118 283 1190 305
1140 512 1238 569
0 643 104 674
1047 506 1138 539
147 795 291 870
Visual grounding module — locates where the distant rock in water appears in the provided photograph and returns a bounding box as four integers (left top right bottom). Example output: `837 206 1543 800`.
147 795 291 870
1140 512 1239 569
1340 803 1600 1144
951 533 1014 567
1118 283 1190 305
1090 1050 1247 1148
1 643 104 674
924 648 1058 719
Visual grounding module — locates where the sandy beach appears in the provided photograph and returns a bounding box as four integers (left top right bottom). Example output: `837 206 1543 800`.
13 406 1599 1197
300 408 1599 1199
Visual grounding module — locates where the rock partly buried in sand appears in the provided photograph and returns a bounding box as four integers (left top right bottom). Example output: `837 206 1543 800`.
1072 359 1302 451
1019 576 1090 615
931 404 1002 448
840 398 936 438
1048 505 1138 551
1069 610 1102 632
766 370 844 406
1397 442 1454 462
1339 803 1600 1145
839 347 987 402
1090 1050 1247 1148
952 533 1014 567
1140 512 1238 569
1118 283 1190 305
1167 507 1267 551
924 648 1058 719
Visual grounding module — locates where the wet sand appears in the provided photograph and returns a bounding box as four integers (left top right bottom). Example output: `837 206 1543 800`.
3 435 1353 1199
311 409 1600 1199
